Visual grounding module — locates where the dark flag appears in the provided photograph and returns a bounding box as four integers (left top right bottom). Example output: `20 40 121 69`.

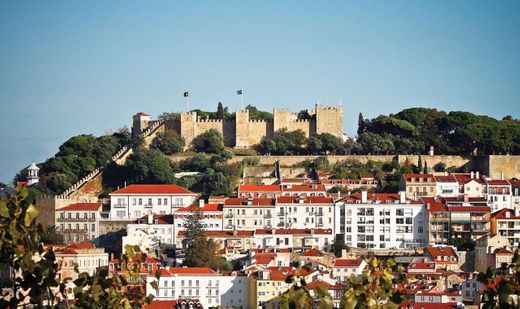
183 91 189 97
237 90 243 95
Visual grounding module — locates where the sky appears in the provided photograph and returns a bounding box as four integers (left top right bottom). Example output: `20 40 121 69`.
1 1 519 182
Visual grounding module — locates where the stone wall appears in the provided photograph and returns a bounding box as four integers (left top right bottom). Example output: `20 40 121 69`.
487 155 520 179
316 105 343 137
397 155 473 171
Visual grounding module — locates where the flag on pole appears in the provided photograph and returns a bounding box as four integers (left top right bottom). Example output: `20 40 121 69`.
237 90 243 95
183 91 189 97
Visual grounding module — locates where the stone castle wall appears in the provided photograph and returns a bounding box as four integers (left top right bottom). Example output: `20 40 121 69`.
162 104 343 149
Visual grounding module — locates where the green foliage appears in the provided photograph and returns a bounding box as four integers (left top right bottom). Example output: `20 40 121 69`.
357 108 520 155
246 105 273 120
0 187 157 308
258 129 307 155
40 134 125 194
125 149 175 184
192 129 225 154
200 170 232 198
151 131 185 155
355 132 395 155
277 275 315 309
242 157 260 166
433 162 446 172
217 102 225 119
307 133 344 154
340 258 406 308
179 153 210 172
333 238 348 258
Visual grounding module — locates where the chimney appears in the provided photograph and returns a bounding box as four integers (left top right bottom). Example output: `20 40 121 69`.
501 172 504 181
463 194 469 202
148 213 153 224
399 191 406 203
361 191 368 203
476 171 480 179
471 171 474 179
199 199 205 208
110 253 115 261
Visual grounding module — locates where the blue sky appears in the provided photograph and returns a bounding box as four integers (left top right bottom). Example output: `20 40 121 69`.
1 1 519 182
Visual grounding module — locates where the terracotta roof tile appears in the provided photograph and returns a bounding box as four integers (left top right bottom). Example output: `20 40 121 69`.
111 184 195 195
334 258 364 267
59 203 102 211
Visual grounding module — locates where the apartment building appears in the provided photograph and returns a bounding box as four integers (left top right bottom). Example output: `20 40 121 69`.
280 183 327 197
475 234 512 273
337 192 427 249
320 177 378 192
400 174 436 199
434 175 459 197
275 196 335 231
484 179 512 212
173 201 224 238
54 242 109 281
423 197 450 245
123 214 174 253
510 180 520 212
454 172 484 198
109 184 197 220
254 228 334 251
332 259 367 282
56 202 102 244
491 208 520 248
176 230 255 255
238 184 281 198
223 198 275 230
146 267 248 309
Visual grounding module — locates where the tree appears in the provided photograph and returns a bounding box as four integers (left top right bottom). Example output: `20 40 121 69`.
200 170 232 198
277 275 315 309
217 102 225 119
357 113 365 137
355 132 395 155
0 186 158 308
191 129 225 154
333 238 348 258
433 162 446 172
417 156 423 174
151 131 185 155
258 129 307 155
340 258 407 308
125 149 175 183
423 161 428 174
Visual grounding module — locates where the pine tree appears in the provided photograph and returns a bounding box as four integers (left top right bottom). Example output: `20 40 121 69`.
357 113 365 137
418 155 423 174
423 161 428 174
184 204 204 241
217 102 224 119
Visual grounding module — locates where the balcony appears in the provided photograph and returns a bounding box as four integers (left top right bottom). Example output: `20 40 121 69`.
225 225 234 229
316 212 324 216
264 213 272 218
277 222 285 227
316 222 324 227
112 204 127 208
277 212 285 216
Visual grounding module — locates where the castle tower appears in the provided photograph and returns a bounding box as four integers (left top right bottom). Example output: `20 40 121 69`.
179 111 198 150
27 162 39 186
132 112 151 137
235 109 250 148
315 104 343 137
273 109 290 132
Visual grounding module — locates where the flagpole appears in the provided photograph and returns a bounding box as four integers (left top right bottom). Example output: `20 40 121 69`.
240 92 244 110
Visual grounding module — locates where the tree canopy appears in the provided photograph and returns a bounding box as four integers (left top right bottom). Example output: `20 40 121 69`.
191 129 225 154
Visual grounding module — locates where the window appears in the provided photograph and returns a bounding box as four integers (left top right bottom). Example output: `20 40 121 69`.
158 199 162 206
148 198 152 205
164 198 167 205
84 213 88 219
138 198 142 205
91 213 95 219
92 224 95 232
132 198 136 205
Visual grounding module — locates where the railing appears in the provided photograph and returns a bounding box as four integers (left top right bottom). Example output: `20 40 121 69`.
277 222 285 227
112 204 127 208
277 212 285 216
316 212 324 216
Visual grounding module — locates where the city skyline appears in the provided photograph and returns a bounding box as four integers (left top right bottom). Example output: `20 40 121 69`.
1 1 520 182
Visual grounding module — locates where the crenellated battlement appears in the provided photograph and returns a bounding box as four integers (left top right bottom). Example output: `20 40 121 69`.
132 103 343 149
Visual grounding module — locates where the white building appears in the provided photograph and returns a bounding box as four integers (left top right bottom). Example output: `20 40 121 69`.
275 196 335 231
434 175 459 197
56 203 102 244
280 183 327 197
484 179 512 212
223 198 275 230
26 162 40 186
336 192 427 249
173 201 224 238
54 243 109 281
123 214 174 254
145 267 248 309
109 184 197 220
454 172 484 198
510 180 520 212
332 258 367 282
253 228 334 251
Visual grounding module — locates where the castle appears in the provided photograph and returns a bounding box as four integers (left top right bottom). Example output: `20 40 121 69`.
132 103 344 149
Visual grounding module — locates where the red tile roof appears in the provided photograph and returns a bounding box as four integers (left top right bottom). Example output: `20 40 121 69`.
176 203 223 212
276 196 334 204
281 184 326 192
159 267 217 276
492 208 520 220
59 203 102 211
111 184 195 195
307 279 332 289
425 246 458 261
447 205 490 212
334 258 364 268
434 175 457 182
402 174 435 182
301 248 324 257
486 179 511 186
239 184 281 192
68 242 96 249
422 197 449 212
143 300 177 309
136 214 174 225
224 197 275 206
255 228 333 235
453 174 483 184
343 193 421 205
495 248 513 255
